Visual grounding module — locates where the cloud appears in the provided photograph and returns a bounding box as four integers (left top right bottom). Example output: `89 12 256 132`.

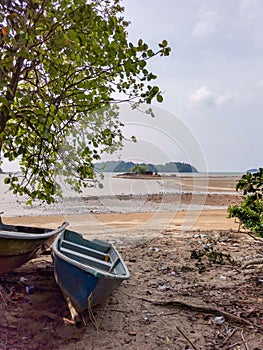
190 86 233 108
216 94 234 107
190 86 215 107
192 10 221 38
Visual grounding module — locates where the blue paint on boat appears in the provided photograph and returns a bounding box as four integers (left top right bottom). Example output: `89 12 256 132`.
54 255 98 312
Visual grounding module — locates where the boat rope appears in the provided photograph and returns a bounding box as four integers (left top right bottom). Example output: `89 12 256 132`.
87 292 99 331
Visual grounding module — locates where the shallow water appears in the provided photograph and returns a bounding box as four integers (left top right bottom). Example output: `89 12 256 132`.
59 172 240 197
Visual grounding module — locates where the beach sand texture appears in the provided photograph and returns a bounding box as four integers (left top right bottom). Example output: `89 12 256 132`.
1 174 262 349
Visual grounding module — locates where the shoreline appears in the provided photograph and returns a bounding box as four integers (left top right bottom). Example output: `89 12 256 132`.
0 192 242 218
3 208 239 240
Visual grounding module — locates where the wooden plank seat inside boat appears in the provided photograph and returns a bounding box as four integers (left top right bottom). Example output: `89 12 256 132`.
59 238 120 273
61 240 110 261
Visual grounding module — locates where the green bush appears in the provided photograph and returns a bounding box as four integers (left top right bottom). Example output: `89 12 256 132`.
228 168 263 237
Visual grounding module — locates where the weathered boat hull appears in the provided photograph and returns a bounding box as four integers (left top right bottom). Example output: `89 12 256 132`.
0 218 68 274
52 230 130 313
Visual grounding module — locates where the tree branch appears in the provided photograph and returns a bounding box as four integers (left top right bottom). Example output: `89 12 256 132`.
142 297 263 331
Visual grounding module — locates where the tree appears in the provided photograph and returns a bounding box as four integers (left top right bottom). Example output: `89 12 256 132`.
130 164 148 174
228 168 263 237
0 0 170 203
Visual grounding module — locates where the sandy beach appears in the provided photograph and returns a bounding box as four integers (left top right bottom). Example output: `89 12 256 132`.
1 175 263 349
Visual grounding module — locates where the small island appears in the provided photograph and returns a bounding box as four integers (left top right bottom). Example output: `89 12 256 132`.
95 161 198 178
115 164 162 179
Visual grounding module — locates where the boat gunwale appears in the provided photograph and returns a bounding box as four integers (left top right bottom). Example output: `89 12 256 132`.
0 222 69 240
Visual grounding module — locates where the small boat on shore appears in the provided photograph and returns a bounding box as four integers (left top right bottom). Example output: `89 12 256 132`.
52 229 130 322
0 217 68 274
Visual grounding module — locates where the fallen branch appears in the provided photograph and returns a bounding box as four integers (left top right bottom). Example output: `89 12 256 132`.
239 230 263 244
142 297 263 332
241 258 263 269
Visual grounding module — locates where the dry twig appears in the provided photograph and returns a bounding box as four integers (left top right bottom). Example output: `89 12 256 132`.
241 329 250 350
228 341 242 349
221 328 238 346
176 326 199 350
143 302 199 350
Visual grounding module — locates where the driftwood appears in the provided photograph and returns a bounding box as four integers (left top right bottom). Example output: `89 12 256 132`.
142 297 263 332
241 258 263 269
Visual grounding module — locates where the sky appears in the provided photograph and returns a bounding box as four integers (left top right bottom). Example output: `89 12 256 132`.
105 0 263 172
2 0 262 173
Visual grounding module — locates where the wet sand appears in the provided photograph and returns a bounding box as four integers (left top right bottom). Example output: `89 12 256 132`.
4 209 239 239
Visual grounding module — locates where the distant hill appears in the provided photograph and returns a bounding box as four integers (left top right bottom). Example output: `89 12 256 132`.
246 168 258 173
95 161 198 173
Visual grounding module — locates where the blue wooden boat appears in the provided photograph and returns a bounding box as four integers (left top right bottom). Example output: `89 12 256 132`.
0 217 68 274
52 229 130 321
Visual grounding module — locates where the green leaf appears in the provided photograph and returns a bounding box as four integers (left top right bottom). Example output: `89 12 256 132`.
4 177 10 184
68 28 77 41
156 94 163 103
0 95 8 106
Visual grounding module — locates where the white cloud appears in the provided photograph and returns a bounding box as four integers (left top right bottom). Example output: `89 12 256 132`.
216 94 234 106
190 86 215 107
192 22 211 38
192 10 221 38
190 86 233 108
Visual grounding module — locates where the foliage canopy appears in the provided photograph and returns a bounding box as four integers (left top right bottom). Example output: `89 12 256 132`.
130 164 148 174
228 168 263 237
0 0 170 203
